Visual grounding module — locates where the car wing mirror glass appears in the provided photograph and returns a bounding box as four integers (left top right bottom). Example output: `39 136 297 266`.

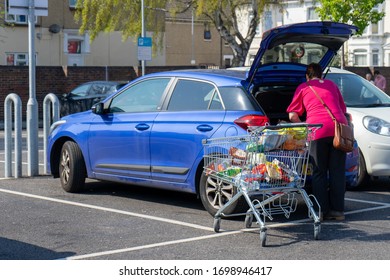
92 102 104 115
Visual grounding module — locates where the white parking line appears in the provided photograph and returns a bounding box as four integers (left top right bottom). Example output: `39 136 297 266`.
0 186 389 260
63 203 390 260
0 188 214 232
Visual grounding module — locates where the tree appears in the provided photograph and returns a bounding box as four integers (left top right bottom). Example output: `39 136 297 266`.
315 0 385 35
315 0 385 67
185 0 270 66
75 0 274 67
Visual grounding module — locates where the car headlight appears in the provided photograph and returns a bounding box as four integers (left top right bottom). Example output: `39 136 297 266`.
49 120 66 135
363 116 390 136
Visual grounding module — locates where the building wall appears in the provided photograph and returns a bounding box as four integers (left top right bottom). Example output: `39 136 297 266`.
165 20 232 67
0 66 138 127
2 0 230 68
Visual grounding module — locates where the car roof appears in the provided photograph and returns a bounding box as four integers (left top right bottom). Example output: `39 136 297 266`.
137 69 247 87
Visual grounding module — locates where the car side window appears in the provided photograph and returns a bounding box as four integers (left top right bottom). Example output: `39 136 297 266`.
108 78 170 113
167 80 216 111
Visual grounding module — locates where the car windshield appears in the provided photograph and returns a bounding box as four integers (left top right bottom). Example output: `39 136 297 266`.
326 72 390 107
261 42 328 65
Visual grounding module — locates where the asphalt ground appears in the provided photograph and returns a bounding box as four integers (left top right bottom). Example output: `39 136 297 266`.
0 130 389 278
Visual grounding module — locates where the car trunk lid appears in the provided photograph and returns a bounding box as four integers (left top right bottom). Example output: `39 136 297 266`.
245 21 358 89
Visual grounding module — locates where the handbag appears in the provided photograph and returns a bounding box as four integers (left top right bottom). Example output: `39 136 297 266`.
307 82 354 152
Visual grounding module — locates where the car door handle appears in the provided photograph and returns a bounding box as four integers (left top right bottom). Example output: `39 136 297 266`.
196 124 213 132
135 123 150 131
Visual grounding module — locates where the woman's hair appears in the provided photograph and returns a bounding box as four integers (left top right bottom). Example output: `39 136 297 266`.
306 63 323 79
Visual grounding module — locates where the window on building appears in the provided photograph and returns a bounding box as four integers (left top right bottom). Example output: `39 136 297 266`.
64 32 90 54
263 11 273 32
68 40 81 54
307 7 319 21
372 49 379 66
204 23 211 40
5 1 38 24
6 53 28 66
371 23 379 34
354 49 367 66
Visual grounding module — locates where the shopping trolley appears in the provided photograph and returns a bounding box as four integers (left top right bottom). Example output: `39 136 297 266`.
202 123 322 246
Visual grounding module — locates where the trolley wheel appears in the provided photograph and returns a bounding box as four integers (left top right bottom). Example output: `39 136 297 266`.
245 213 253 228
213 218 221 233
260 229 267 247
314 223 321 240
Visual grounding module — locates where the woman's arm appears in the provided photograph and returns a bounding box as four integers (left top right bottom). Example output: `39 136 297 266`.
289 112 301 123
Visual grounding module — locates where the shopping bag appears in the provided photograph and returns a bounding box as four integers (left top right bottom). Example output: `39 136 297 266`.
333 121 354 152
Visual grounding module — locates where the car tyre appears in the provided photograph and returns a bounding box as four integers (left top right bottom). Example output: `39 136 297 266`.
60 141 86 193
199 172 247 216
356 150 369 187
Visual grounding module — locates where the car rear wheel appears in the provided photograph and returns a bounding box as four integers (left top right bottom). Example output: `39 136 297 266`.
199 172 247 216
59 141 86 193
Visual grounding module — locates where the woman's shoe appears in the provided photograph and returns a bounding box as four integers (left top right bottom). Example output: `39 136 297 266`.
324 210 345 221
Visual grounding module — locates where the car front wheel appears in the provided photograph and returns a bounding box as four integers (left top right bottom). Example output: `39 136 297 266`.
356 150 369 187
59 141 86 193
199 172 247 216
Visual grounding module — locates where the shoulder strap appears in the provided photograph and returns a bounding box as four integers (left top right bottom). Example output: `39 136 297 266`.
306 81 336 121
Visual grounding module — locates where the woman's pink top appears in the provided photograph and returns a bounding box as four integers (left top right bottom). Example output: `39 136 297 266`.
287 79 348 140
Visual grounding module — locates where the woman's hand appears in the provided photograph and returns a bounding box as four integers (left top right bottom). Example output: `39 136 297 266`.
289 112 301 123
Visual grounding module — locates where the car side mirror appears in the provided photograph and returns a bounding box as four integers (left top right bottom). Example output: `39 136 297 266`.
92 102 104 115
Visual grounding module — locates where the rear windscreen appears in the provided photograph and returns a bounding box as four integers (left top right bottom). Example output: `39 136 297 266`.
262 42 329 65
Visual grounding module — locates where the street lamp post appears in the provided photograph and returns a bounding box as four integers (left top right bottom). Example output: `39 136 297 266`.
27 0 39 176
141 0 145 76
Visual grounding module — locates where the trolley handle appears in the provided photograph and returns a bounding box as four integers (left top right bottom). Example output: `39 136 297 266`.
248 122 322 132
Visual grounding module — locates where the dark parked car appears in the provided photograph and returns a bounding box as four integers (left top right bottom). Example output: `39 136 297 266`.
60 81 127 116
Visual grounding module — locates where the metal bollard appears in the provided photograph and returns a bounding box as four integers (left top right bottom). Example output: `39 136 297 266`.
43 93 60 174
4 94 23 178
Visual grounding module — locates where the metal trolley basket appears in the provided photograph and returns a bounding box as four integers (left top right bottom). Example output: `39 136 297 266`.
202 123 322 246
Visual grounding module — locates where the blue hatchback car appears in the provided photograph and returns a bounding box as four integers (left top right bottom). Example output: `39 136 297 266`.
48 21 359 216
48 70 269 215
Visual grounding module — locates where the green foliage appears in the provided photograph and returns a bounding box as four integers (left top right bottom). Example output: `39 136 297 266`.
74 0 275 66
75 0 167 53
315 0 385 35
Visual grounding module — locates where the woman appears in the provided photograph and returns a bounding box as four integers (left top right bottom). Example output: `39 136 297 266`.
287 63 347 221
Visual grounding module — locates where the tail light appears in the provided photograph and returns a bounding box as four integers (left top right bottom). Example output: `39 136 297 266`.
234 114 269 131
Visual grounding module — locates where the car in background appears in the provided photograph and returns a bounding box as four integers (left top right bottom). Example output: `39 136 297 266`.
47 70 269 216
60 81 127 116
326 67 390 186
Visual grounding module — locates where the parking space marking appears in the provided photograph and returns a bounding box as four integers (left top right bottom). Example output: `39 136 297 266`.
0 188 214 232
62 230 247 260
1 186 389 260
62 201 390 260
